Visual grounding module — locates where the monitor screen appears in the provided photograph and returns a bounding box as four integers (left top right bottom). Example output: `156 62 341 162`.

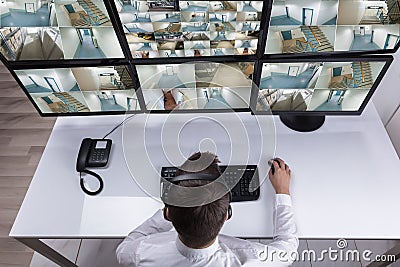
265 0 400 55
0 0 124 61
114 1 264 58
135 61 254 110
255 58 391 113
14 65 140 115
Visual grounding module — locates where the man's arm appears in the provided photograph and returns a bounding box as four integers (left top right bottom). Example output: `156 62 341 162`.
266 158 299 264
116 209 173 265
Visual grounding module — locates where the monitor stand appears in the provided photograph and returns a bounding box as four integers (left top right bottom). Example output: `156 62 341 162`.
279 115 325 132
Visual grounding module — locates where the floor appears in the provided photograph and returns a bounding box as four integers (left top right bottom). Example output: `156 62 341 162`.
74 35 106 59
181 5 208 12
260 69 315 89
19 35 45 60
0 62 56 267
0 62 399 267
158 73 187 88
99 98 126 111
323 16 337 25
351 35 381 51
157 15 181 22
1 5 50 27
242 4 258 12
121 4 137 12
315 95 343 111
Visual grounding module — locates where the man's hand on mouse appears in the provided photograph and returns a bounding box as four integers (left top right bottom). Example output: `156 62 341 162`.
268 158 291 196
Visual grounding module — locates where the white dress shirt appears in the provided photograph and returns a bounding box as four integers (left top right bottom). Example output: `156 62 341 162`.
116 194 298 266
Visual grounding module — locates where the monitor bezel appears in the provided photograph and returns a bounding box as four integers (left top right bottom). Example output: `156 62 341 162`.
131 56 257 113
9 61 146 117
250 55 394 116
263 1 400 58
0 0 130 67
107 0 269 61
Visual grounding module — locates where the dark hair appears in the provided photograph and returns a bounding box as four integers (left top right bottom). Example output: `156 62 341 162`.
168 152 230 248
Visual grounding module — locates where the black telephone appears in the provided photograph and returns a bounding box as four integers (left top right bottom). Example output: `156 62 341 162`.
76 138 112 196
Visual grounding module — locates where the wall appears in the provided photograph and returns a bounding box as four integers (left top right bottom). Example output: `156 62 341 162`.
268 63 308 75
337 1 365 25
3 0 43 12
0 2 10 15
265 31 283 54
372 49 400 125
220 87 250 108
56 69 77 91
321 26 336 46
72 68 100 91
342 89 369 111
386 106 400 158
314 67 331 89
285 0 321 25
271 2 286 17
92 28 124 58
338 1 386 25
16 72 33 86
54 0 75 26
261 63 272 78
60 27 80 58
308 89 330 110
142 90 164 110
373 25 400 49
334 27 354 51
370 61 386 81
136 64 196 90
316 0 338 24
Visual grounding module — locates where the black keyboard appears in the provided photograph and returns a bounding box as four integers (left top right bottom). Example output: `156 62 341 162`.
161 165 260 202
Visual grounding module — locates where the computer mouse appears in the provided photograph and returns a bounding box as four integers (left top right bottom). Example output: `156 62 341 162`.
269 159 281 175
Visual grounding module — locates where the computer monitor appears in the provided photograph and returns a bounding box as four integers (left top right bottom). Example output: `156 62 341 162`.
252 55 393 131
0 0 125 62
112 1 265 58
11 64 143 116
265 0 400 56
135 61 254 111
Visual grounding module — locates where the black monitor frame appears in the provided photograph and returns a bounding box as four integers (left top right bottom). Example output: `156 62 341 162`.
0 0 131 67
262 0 400 58
0 1 397 117
1 0 399 66
131 56 258 114
250 55 394 116
9 61 146 117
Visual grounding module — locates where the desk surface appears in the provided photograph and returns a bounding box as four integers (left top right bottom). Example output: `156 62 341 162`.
10 103 400 239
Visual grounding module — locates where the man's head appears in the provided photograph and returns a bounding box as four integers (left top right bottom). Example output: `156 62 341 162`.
164 152 230 248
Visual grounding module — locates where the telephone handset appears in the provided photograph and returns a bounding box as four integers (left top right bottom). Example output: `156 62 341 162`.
76 138 112 196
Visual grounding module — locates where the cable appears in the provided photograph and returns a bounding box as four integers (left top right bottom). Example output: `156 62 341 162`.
80 170 104 196
102 114 137 139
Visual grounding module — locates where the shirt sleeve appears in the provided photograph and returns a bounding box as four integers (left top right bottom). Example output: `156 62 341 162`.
116 209 173 266
265 194 299 265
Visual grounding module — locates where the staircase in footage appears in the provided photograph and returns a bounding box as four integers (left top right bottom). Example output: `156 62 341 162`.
282 26 333 54
329 63 373 89
115 66 135 89
300 26 334 52
75 0 112 26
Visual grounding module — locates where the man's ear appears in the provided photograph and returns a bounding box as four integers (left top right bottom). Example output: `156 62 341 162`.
163 206 171 221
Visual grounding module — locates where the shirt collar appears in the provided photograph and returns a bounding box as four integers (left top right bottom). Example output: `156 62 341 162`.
175 236 220 259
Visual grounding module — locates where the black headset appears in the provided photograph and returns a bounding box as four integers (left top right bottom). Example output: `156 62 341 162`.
162 173 232 221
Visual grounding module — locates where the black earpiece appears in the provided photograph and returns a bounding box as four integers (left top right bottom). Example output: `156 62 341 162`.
227 205 232 220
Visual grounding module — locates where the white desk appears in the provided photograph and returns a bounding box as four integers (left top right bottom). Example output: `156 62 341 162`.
10 103 400 267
